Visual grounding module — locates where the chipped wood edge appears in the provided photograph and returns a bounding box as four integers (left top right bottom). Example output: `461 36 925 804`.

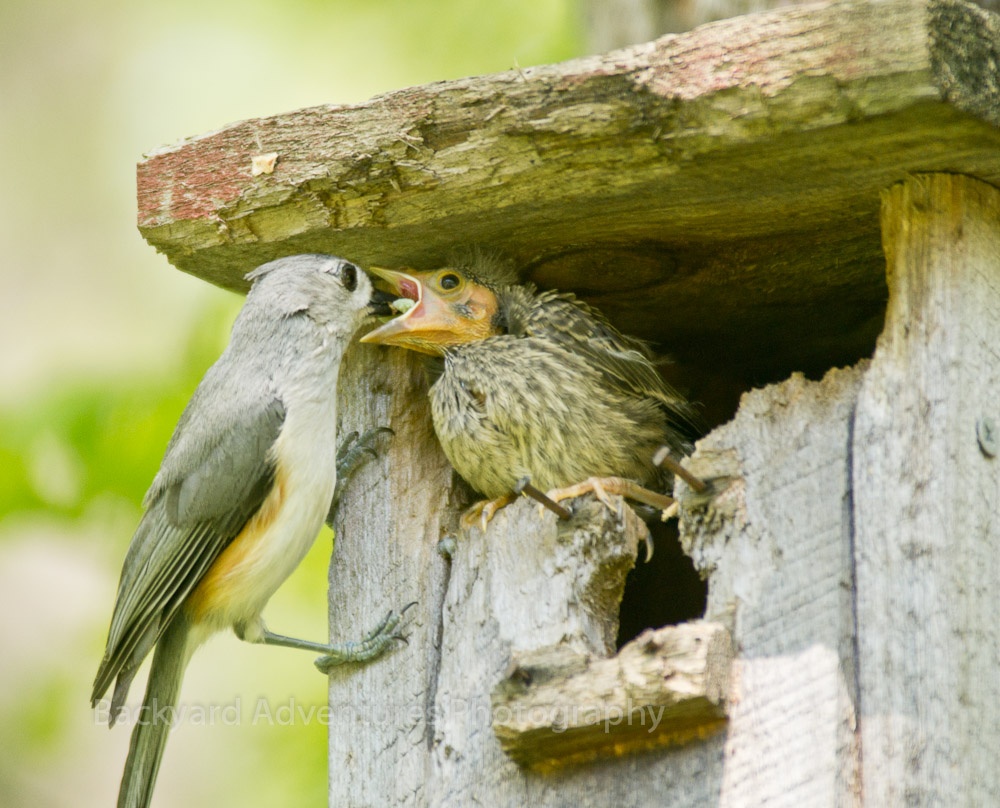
490 621 732 771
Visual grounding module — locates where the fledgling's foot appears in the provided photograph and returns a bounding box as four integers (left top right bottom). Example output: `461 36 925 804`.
314 602 416 674
460 494 516 532
545 476 675 561
546 476 675 513
327 426 394 525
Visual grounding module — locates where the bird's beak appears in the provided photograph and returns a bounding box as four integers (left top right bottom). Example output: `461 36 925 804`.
361 267 459 355
367 287 396 317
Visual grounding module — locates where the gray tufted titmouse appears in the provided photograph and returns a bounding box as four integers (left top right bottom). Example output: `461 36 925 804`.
92 254 402 808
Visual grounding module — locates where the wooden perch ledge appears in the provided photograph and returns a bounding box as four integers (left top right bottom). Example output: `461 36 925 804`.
492 621 732 772
138 0 1000 377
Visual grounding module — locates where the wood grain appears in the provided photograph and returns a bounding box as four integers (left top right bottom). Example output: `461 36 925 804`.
853 173 1000 805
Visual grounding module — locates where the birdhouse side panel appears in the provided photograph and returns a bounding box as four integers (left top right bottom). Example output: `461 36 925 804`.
681 365 866 807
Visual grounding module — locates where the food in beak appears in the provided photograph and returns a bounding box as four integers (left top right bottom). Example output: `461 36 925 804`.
390 297 416 315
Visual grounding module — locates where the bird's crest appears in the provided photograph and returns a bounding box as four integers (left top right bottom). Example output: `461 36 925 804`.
446 247 520 288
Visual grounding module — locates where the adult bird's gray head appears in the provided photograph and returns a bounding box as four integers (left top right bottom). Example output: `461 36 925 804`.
93 254 401 808
240 253 393 345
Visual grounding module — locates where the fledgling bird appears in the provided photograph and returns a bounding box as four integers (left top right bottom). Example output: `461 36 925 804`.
360 253 698 531
92 254 404 808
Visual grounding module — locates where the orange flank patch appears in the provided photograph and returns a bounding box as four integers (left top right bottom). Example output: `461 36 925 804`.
184 466 288 624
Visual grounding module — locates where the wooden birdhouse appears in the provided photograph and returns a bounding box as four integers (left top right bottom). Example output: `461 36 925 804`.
136 0 1000 803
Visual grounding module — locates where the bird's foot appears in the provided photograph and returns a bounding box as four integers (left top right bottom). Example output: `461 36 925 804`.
246 603 414 670
460 494 516 532
546 476 622 513
335 426 394 485
545 476 677 561
314 602 417 674
547 476 676 513
327 426 394 525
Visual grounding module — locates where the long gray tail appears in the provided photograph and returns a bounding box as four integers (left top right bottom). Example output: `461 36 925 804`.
117 613 191 808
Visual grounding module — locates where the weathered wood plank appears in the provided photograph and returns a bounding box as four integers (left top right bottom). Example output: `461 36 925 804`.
853 173 1000 805
326 340 455 806
136 0 1000 377
681 366 866 806
491 622 731 771
424 495 658 805
417 495 735 808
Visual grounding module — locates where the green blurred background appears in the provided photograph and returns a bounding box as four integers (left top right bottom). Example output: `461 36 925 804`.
0 1 581 804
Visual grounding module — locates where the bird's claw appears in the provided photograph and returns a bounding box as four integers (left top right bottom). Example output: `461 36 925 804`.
459 503 484 532
314 602 416 674
327 427 394 525
336 427 393 476
481 499 502 531
545 477 669 561
460 494 515 533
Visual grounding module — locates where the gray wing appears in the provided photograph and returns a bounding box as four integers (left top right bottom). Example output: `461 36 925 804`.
92 367 284 710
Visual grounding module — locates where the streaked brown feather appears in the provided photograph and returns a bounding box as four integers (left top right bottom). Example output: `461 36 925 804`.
418 259 700 501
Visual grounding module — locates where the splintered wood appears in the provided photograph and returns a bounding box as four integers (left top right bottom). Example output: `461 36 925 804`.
491 622 731 771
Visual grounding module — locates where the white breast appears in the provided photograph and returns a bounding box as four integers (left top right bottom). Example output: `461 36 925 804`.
206 393 339 633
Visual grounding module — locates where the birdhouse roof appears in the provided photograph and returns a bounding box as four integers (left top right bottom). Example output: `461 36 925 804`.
137 0 1000 379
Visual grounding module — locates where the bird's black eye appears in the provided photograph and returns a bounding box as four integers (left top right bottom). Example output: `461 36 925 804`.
341 263 358 291
439 273 461 291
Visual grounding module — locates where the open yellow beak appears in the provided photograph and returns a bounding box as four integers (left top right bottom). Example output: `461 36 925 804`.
360 267 458 355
